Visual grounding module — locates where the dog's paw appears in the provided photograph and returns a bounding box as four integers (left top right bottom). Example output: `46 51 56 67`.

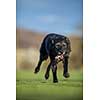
63 73 70 78
45 73 49 80
34 67 40 73
53 79 58 83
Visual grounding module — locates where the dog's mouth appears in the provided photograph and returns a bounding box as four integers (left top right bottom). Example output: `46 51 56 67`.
55 54 64 60
55 52 65 62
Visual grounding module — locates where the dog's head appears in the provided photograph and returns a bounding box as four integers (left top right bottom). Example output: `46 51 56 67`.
51 36 71 60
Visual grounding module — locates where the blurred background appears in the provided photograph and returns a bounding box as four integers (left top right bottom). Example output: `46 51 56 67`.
16 0 83 99
16 0 83 70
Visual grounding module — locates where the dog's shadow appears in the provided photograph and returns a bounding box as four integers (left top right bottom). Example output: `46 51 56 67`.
59 78 83 87
62 78 82 82
17 77 83 88
39 78 83 88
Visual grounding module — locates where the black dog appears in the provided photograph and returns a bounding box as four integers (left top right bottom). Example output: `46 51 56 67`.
34 33 71 83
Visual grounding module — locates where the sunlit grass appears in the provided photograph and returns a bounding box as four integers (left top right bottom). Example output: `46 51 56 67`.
16 69 83 100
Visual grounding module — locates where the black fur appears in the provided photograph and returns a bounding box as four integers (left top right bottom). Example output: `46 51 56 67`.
34 33 71 83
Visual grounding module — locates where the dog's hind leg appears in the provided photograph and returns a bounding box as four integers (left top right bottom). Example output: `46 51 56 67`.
34 54 48 74
34 60 42 73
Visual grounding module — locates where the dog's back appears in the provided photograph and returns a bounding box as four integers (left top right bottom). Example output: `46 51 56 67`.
40 33 67 55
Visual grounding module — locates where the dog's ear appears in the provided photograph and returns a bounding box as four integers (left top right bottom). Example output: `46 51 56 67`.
65 37 70 43
62 36 66 40
51 40 54 44
65 37 71 52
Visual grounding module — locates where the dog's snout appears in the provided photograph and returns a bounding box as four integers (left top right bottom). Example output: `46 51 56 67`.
58 52 61 55
58 50 63 55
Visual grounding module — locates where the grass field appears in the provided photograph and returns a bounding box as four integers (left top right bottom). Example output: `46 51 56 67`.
16 69 83 100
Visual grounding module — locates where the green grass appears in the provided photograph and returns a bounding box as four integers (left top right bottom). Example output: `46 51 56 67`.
16 69 83 100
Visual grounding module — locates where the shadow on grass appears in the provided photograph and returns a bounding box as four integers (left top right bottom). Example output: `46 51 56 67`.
17 78 83 88
62 79 82 82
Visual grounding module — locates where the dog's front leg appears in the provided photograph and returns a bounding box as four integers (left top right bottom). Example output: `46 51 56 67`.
51 61 58 83
45 62 52 80
63 57 70 78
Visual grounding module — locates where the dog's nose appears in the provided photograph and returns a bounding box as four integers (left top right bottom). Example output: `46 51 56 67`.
58 52 61 55
58 51 63 55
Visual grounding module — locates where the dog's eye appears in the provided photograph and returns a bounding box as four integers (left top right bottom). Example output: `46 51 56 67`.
55 44 60 48
55 43 61 48
62 43 66 47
